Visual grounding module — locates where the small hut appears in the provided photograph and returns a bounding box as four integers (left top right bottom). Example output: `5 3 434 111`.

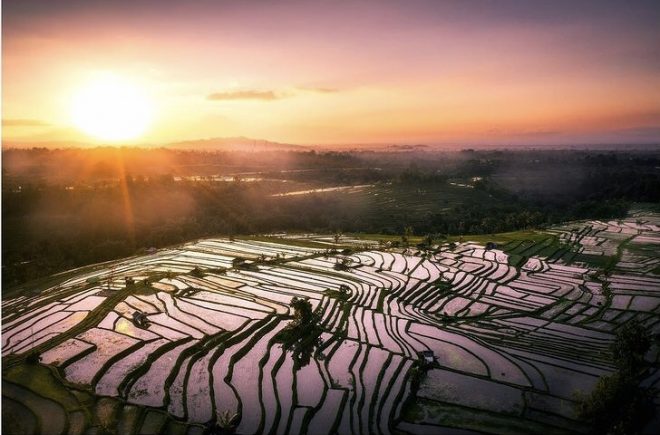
132 311 149 328
232 257 247 268
421 350 435 365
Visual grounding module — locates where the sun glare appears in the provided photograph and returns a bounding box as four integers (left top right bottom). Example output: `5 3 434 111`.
71 75 153 141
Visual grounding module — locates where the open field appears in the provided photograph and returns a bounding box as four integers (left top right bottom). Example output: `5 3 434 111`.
323 181 501 232
2 211 659 434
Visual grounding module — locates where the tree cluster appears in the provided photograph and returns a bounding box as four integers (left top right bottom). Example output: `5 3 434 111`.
575 321 655 434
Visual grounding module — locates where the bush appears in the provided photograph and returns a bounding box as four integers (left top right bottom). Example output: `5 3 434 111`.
190 267 205 278
575 321 654 434
334 257 353 271
575 373 653 435
611 320 651 375
25 352 41 364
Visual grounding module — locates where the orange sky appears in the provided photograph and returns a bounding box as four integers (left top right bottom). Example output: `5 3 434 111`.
3 0 660 147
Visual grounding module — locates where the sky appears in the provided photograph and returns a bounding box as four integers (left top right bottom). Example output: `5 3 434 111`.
2 0 660 147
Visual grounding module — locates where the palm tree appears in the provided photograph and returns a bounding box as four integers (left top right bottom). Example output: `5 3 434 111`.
402 226 413 247
206 410 240 435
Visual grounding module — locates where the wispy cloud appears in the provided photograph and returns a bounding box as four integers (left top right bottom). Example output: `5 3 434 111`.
207 87 340 102
298 86 340 94
611 126 660 138
486 127 561 137
2 118 50 127
207 90 279 101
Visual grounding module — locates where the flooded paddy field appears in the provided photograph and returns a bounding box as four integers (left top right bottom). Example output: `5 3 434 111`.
2 211 659 434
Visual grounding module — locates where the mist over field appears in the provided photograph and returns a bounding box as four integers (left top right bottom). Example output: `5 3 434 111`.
4 146 658 288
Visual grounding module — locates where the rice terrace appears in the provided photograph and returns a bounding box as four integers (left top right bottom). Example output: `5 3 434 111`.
3 1 660 434
2 208 659 434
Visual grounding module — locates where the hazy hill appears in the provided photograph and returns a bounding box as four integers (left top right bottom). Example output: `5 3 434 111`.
166 136 307 152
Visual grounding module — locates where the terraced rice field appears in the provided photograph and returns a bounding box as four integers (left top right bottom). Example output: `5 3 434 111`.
2 211 659 434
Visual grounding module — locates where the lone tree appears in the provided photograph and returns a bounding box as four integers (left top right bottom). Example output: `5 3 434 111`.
290 297 318 328
333 231 343 245
401 226 414 247
276 297 324 369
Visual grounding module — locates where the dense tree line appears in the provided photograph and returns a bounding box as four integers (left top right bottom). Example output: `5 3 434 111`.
3 148 658 288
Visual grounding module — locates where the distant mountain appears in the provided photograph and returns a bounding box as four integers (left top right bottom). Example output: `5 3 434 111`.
166 137 308 151
2 140 95 149
2 136 308 151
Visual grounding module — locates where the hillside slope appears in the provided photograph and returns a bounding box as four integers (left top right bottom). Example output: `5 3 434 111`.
2 211 659 434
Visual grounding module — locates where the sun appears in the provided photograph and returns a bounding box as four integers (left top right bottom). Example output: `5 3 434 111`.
71 75 153 141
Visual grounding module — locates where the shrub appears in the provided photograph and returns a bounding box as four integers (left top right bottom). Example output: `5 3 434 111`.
25 352 41 364
574 321 654 434
334 257 353 271
190 267 205 278
574 373 653 435
611 320 651 376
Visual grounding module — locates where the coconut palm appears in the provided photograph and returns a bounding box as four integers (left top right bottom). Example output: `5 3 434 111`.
205 410 240 435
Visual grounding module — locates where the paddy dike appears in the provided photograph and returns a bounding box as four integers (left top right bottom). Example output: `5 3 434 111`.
2 211 659 434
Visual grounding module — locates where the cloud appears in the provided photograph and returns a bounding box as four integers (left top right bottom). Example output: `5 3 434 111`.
516 130 561 137
2 118 50 127
610 126 660 138
624 126 660 135
207 90 279 101
298 86 339 94
486 127 561 137
206 87 339 102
